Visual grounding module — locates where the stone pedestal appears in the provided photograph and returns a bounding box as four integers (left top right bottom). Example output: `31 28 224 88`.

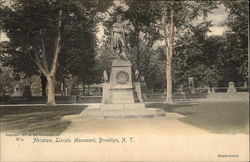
101 83 109 104
107 59 134 104
80 59 166 119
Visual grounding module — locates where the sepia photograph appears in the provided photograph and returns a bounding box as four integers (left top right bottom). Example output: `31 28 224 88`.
0 0 249 161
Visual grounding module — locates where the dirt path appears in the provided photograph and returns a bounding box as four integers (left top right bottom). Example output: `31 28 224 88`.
61 113 209 136
58 112 249 161
1 112 248 161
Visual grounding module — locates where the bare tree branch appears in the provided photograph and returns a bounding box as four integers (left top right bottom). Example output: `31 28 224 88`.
28 48 47 76
39 29 49 74
50 9 62 75
173 42 190 48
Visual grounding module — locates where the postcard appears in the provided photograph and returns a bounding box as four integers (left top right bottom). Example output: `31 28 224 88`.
0 0 249 161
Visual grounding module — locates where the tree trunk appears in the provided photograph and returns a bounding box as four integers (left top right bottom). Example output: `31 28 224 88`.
40 73 47 96
165 47 173 104
27 9 62 104
163 9 175 104
47 75 56 105
136 36 140 73
46 9 62 105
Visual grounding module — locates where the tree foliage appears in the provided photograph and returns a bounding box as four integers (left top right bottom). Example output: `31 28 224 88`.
0 67 16 96
222 1 248 85
0 0 113 103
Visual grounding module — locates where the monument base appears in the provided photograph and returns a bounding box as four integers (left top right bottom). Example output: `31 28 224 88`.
80 59 166 119
80 103 166 119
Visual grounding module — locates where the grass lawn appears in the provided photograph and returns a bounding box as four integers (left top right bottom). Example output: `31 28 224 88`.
0 105 85 135
146 101 249 134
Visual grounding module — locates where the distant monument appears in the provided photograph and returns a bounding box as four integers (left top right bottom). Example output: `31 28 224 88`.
243 81 248 88
177 84 185 95
13 83 21 96
188 77 195 93
81 16 165 118
227 81 236 94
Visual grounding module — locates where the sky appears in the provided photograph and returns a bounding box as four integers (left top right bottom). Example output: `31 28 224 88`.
201 4 228 36
0 1 229 42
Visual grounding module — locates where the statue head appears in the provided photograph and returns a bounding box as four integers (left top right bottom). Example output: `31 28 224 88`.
116 15 122 22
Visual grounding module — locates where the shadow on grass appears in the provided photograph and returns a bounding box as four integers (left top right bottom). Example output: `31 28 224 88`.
174 102 249 134
146 102 249 134
145 102 195 112
0 105 86 135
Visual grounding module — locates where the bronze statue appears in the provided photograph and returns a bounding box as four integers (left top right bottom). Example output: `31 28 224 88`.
111 15 129 60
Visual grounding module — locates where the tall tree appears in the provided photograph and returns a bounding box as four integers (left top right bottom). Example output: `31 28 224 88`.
1 0 64 104
147 1 217 103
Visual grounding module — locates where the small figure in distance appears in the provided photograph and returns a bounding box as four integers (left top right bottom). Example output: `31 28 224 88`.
134 69 139 82
103 70 108 83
